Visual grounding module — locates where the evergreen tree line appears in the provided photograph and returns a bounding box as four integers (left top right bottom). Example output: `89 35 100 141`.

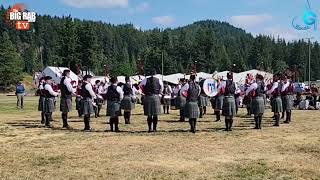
1 5 320 86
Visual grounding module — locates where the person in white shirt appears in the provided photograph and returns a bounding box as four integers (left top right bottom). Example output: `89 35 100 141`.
81 75 96 131
140 69 164 132
60 70 76 129
266 74 283 127
106 77 124 132
245 74 265 129
37 77 46 124
162 81 173 114
43 76 60 127
175 78 187 122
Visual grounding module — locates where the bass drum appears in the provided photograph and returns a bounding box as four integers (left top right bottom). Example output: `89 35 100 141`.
201 79 218 97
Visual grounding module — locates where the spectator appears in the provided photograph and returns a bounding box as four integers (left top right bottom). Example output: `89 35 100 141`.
16 82 25 109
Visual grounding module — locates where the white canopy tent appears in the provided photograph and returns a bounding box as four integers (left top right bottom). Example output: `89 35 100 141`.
42 66 79 86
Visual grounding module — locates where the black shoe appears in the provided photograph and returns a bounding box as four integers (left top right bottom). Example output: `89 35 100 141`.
283 121 289 124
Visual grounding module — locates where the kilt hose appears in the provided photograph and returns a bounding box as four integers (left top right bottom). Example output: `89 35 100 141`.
121 95 135 111
251 96 265 116
60 97 72 113
38 96 45 112
272 96 283 113
108 101 121 118
82 98 94 116
44 97 55 113
185 101 200 119
215 95 224 111
143 95 162 116
283 94 294 111
222 96 236 117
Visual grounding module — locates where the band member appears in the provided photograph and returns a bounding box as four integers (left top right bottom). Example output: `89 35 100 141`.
93 80 103 118
246 74 265 129
279 76 286 120
75 81 83 117
183 75 201 133
234 85 241 115
281 75 294 123
37 77 45 124
222 72 237 131
81 75 96 131
267 74 283 127
243 74 254 116
140 69 164 132
198 78 208 118
121 76 135 124
310 84 319 109
162 81 173 114
43 76 59 127
175 78 187 122
60 70 75 129
214 77 224 122
106 77 124 132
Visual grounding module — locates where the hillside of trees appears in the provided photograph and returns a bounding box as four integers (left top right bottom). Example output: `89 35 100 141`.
1 5 320 86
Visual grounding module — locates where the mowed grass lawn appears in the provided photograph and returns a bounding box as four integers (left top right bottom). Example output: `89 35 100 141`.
0 95 319 180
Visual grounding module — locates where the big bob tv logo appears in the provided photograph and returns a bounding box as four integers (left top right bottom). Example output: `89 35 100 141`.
5 3 36 30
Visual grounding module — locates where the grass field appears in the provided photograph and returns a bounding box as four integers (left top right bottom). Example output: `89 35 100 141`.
0 95 319 180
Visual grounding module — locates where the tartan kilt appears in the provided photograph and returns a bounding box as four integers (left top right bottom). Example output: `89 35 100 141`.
44 97 55 113
175 96 186 110
222 96 236 116
108 101 121 118
272 96 283 113
243 96 252 106
121 96 135 111
163 98 171 106
262 94 267 105
143 95 162 116
283 95 294 111
215 95 224 111
82 98 94 116
251 96 265 115
198 95 208 107
75 97 83 111
185 101 200 119
38 96 45 112
60 97 72 113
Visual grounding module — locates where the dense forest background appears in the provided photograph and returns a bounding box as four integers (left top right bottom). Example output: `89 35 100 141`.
1 5 320 86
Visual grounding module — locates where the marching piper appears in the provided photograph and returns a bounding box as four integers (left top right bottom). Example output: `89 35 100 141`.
106 77 123 132
60 70 75 129
281 75 294 123
214 77 224 122
183 75 201 133
222 72 237 131
37 77 46 124
43 76 59 127
121 76 135 124
81 75 96 131
267 74 283 127
243 74 254 116
140 69 164 133
162 81 173 114
175 78 187 122
246 74 265 129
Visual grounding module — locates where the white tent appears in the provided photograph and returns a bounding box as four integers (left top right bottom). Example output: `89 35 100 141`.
42 66 79 86
163 73 185 84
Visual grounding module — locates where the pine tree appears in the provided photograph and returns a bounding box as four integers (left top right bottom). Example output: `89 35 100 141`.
0 31 23 86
